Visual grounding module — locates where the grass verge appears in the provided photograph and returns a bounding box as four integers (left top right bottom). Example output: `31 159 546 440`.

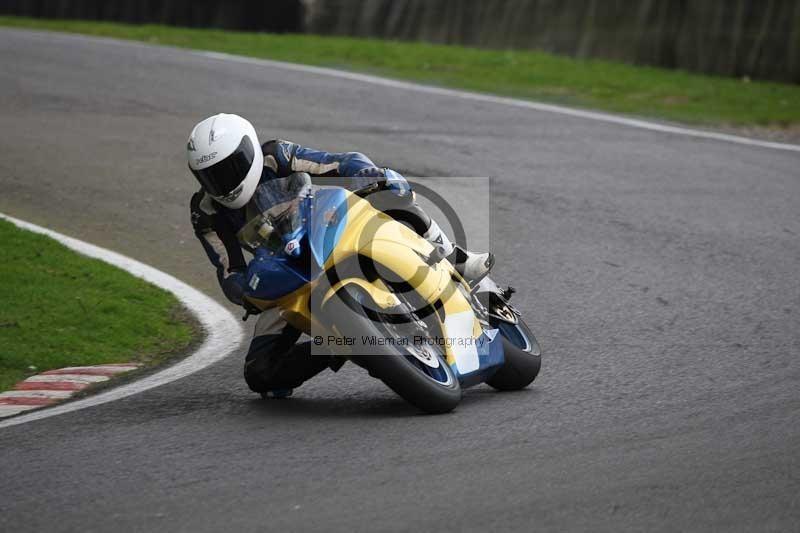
1 15 799 127
0 218 195 391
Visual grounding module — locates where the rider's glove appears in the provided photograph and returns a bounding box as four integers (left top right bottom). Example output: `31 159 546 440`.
383 169 411 197
221 270 247 306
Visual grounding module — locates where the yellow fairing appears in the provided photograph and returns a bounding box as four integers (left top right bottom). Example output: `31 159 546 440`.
320 193 458 310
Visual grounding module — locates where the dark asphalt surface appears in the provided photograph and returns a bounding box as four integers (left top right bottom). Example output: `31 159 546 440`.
1 28 799 532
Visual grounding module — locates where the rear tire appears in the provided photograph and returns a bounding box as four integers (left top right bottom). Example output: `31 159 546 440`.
486 336 542 391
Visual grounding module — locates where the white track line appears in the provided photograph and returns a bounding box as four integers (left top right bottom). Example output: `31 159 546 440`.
0 406 39 417
47 365 139 373
23 374 110 384
4 28 798 153
195 51 800 154
0 213 245 429
0 390 74 399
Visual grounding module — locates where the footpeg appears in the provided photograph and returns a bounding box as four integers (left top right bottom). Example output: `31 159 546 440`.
501 286 516 300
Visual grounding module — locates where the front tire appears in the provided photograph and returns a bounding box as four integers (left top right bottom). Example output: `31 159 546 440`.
352 343 462 414
324 291 461 414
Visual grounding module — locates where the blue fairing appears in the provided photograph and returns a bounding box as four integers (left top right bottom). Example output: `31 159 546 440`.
452 329 505 387
308 188 349 267
245 247 308 301
244 188 348 301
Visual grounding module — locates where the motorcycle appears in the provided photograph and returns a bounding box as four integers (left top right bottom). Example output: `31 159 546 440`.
238 173 541 414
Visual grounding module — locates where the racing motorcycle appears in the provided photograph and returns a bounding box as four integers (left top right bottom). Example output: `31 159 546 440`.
238 173 541 414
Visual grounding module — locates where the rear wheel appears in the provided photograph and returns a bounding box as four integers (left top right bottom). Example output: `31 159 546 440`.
323 291 461 414
486 318 542 391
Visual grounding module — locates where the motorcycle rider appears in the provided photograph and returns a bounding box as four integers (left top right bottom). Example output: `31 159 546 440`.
187 113 492 397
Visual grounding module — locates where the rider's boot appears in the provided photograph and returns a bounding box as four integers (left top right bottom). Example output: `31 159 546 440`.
423 220 494 285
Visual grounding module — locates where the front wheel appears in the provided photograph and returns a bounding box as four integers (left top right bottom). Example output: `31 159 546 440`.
324 292 461 414
352 342 462 414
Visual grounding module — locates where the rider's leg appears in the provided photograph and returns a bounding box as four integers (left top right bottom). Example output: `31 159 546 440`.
370 188 493 284
244 309 331 397
422 216 494 284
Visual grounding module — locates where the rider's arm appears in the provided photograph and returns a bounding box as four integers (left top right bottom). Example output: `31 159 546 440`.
190 190 248 305
262 139 405 191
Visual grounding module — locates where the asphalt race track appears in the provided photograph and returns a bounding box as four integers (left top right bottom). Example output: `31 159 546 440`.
1 28 798 532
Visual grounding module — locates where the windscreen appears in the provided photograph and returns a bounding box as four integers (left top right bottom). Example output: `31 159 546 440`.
257 173 313 209
237 173 313 252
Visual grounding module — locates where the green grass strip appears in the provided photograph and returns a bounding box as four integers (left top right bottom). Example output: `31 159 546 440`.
0 219 194 391
1 15 798 127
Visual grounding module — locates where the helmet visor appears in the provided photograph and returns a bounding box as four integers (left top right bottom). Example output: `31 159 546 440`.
190 136 256 197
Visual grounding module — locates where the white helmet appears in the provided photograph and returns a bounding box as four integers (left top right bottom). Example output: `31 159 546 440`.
187 113 263 209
